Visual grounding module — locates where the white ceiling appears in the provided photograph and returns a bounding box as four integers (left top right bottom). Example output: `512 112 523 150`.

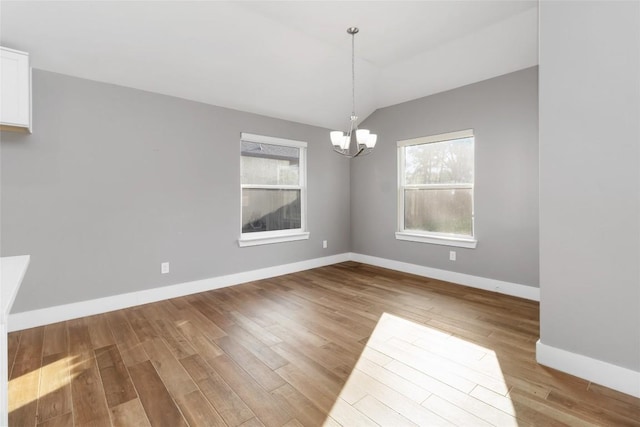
0 1 538 130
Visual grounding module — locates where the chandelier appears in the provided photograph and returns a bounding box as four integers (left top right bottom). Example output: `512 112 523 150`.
330 27 377 157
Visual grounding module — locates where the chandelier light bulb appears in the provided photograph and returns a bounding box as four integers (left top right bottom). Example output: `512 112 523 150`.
330 131 344 146
356 129 370 145
366 134 378 148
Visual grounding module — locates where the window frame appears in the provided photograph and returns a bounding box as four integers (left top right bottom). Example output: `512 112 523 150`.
238 133 309 247
396 129 477 249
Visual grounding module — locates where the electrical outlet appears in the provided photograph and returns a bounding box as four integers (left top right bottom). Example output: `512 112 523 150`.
449 251 456 261
323 240 328 249
161 262 170 274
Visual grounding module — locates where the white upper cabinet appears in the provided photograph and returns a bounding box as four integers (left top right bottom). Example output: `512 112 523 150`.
0 47 32 133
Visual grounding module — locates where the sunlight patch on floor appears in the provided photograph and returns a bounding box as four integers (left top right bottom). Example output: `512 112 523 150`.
324 312 518 426
9 355 80 414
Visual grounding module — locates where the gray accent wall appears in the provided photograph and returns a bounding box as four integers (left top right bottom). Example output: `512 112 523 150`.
539 2 640 370
1 70 351 313
351 67 539 287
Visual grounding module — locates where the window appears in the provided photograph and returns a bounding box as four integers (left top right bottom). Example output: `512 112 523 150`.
238 133 309 247
396 129 477 248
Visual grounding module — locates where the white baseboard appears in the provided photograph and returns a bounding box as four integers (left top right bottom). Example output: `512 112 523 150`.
8 253 351 332
349 253 540 301
536 340 640 398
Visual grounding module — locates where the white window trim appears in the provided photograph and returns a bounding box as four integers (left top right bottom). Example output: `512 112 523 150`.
241 132 307 148
396 129 477 249
238 230 310 247
238 133 309 247
395 232 477 248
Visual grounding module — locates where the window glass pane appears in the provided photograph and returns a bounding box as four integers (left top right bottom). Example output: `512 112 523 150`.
241 142 299 185
242 189 301 233
404 137 473 185
404 188 473 235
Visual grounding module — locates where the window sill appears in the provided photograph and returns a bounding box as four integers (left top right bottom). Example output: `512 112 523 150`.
395 232 477 249
238 232 310 247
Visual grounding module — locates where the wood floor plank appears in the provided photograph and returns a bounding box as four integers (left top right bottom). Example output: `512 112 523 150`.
67 318 93 357
105 311 140 351
109 398 151 427
9 327 44 427
36 412 73 427
323 416 342 427
271 383 326 427
355 356 431 403
69 352 111 426
266 321 329 349
42 322 68 358
151 318 197 360
386 359 519 426
222 323 288 370
36 352 72 424
343 368 451 427
565 386 640 424
207 353 293 427
369 338 477 394
179 304 227 340
176 389 227 427
180 353 255 426
422 394 494 426
86 314 116 349
229 310 283 347
175 319 225 359
354 394 419 426
128 360 188 427
125 307 159 343
274 362 337 413
94 344 137 408
119 342 150 368
240 418 267 427
508 387 603 427
328 398 380 427
215 335 286 392
470 384 519 416
189 296 236 329
7 331 21 379
272 342 344 396
141 338 198 399
389 335 510 395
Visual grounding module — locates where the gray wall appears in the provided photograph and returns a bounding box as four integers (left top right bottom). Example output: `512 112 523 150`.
539 2 640 370
1 70 351 313
351 67 539 287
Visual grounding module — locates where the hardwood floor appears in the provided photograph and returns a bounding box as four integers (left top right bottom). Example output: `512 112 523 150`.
7 262 640 426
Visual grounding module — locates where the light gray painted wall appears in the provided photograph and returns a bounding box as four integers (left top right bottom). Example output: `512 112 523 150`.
1 70 351 313
351 67 539 287
539 1 640 370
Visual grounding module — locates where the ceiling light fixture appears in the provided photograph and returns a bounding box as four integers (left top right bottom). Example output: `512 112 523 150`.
330 27 377 158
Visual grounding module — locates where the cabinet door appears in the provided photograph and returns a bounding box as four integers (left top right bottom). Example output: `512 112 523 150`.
0 47 31 130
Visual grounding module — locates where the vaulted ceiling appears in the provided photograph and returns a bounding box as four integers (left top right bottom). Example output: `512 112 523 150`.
0 1 538 130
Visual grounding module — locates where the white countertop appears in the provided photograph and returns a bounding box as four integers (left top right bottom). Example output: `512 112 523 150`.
1 255 30 324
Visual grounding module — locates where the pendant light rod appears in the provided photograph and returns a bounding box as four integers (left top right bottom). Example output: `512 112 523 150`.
348 27 358 119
